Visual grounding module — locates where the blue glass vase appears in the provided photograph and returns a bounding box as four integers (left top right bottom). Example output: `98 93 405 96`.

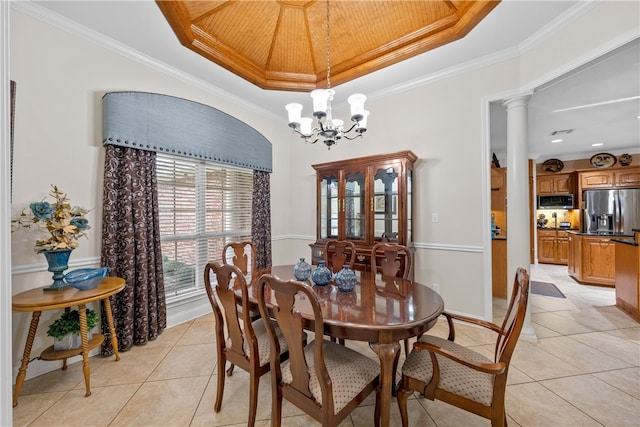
335 264 357 292
293 257 311 281
42 249 73 291
311 260 332 286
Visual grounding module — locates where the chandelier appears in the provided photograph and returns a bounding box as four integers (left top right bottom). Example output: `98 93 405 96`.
285 0 369 149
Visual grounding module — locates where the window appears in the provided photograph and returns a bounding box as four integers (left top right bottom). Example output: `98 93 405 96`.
157 153 253 300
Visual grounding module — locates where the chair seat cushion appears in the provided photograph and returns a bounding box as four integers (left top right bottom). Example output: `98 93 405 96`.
402 335 494 406
226 318 289 366
281 340 380 413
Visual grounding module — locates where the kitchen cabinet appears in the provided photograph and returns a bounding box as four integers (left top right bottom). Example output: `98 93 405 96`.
492 238 507 298
537 230 556 263
567 232 581 277
582 236 616 286
580 170 615 189
614 232 640 322
537 173 575 195
491 167 506 234
310 151 416 271
615 167 640 188
569 234 615 287
579 166 640 190
537 229 569 265
491 167 505 190
557 230 570 264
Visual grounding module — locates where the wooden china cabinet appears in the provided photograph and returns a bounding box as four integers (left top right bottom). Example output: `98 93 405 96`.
310 151 417 274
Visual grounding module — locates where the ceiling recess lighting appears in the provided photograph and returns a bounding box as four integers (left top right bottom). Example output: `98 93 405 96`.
551 139 563 143
285 0 368 149
592 143 604 147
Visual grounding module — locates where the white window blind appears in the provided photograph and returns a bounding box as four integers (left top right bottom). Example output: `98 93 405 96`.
157 153 253 300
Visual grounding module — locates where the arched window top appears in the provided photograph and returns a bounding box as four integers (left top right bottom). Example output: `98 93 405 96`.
103 91 272 172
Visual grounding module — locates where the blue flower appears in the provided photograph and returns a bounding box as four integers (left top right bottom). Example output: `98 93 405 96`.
30 202 55 221
70 218 90 231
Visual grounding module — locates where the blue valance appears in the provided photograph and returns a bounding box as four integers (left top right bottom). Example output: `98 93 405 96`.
102 91 272 172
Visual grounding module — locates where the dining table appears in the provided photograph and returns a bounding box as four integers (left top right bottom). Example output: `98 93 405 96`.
241 264 445 427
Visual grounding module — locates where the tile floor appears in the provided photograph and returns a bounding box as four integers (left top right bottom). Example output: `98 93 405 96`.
12 264 640 426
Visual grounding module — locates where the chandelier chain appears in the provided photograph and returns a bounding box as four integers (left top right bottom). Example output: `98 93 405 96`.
325 0 331 89
283 0 367 149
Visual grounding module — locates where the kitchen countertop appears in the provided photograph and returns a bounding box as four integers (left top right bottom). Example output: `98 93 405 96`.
612 238 638 246
567 231 635 237
537 227 579 231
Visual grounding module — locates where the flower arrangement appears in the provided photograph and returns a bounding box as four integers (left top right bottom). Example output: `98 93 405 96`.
12 185 90 252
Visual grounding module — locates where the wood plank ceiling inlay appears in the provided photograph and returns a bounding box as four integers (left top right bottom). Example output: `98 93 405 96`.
156 0 500 91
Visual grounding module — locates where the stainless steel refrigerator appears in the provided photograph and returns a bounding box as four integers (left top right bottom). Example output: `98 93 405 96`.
583 188 640 234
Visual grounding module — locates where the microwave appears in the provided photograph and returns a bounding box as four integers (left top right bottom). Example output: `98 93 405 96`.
537 194 574 209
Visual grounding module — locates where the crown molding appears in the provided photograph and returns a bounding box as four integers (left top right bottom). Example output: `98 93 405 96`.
11 0 608 117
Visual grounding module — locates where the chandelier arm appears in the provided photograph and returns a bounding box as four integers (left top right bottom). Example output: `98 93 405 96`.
342 123 358 133
291 127 320 138
341 133 363 141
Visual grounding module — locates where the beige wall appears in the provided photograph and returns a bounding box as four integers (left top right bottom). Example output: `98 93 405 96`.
9 8 289 378
9 1 639 380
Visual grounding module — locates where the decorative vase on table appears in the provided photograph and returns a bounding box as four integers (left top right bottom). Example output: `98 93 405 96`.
41 249 73 291
293 257 311 281
335 264 357 292
311 260 332 285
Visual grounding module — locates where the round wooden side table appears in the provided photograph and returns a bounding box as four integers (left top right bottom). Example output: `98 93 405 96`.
12 277 125 407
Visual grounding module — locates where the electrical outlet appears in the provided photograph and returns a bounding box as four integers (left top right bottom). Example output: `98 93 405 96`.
432 283 440 293
431 213 439 223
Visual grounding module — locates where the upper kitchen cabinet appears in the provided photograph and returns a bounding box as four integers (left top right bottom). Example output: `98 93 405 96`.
615 167 640 188
579 166 640 190
537 172 575 195
580 170 615 189
491 167 505 191
310 151 416 271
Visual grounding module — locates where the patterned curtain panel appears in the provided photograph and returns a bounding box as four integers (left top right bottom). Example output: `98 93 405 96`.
252 170 272 269
101 145 166 354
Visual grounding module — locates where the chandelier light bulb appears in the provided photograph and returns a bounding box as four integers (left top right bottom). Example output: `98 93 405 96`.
356 110 369 133
311 89 333 117
300 117 313 136
348 94 366 121
285 103 303 128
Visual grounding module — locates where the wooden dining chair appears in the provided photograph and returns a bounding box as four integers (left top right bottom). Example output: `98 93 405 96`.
371 242 413 354
257 274 381 427
223 240 257 281
371 242 412 279
324 239 356 273
397 267 530 427
204 262 291 427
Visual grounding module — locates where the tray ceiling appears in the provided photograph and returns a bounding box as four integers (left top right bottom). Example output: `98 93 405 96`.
156 0 500 91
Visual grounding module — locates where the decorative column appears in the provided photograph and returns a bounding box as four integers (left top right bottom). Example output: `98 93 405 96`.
502 94 537 342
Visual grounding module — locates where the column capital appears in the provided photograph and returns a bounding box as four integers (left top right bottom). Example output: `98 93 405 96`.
502 93 532 110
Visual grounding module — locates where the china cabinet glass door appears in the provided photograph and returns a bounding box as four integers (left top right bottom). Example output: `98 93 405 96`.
373 166 399 242
345 171 366 241
319 172 339 239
